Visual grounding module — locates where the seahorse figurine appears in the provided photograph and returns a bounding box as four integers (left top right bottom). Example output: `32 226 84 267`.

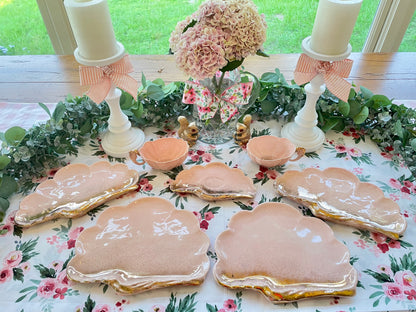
178 116 199 147
234 114 252 146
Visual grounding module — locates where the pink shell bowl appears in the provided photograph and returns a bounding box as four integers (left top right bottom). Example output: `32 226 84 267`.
129 137 188 170
246 135 305 168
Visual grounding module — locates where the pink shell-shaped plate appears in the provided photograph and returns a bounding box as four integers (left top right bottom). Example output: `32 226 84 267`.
139 137 188 170
214 202 358 303
170 162 256 201
275 167 407 239
15 161 139 227
66 197 210 294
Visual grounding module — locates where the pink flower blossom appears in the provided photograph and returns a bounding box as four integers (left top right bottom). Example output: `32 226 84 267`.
202 153 212 162
405 289 416 300
0 267 13 284
46 235 59 245
394 270 416 289
193 211 202 222
371 232 387 244
0 223 13 237
382 282 405 300
143 183 153 192
353 239 367 249
67 239 76 249
377 265 393 277
57 269 71 286
403 180 414 188
388 240 401 249
335 144 347 153
149 305 166 312
37 278 58 298
49 260 64 272
266 170 278 180
200 220 209 230
255 172 264 180
223 299 237 311
53 287 68 300
68 226 84 240
92 304 113 312
389 178 402 189
140 178 149 185
19 261 30 272
191 154 200 162
204 211 215 221
3 250 22 268
347 147 362 157
352 167 363 174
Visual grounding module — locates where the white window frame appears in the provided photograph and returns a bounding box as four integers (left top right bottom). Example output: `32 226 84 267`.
363 0 416 52
38 0 415 55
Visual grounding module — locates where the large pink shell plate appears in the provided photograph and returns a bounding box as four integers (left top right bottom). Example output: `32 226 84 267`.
214 202 358 303
15 161 139 227
274 167 407 239
170 162 256 201
67 197 210 294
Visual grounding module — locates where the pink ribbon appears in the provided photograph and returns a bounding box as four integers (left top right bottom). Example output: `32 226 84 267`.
182 80 253 122
79 55 138 104
294 53 353 102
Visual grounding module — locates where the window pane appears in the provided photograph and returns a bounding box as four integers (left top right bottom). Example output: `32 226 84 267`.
399 10 416 52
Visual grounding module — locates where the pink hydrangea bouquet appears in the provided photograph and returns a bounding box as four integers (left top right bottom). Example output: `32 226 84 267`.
170 0 267 82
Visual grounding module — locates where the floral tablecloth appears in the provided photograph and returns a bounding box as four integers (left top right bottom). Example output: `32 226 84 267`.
1 102 416 312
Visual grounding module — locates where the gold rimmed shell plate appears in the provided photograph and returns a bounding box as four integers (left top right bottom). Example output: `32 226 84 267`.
170 162 256 201
274 167 407 239
214 202 358 303
15 161 139 227
66 197 210 294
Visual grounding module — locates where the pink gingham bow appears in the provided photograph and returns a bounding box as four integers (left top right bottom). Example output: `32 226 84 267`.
182 80 253 122
79 55 138 104
294 53 353 102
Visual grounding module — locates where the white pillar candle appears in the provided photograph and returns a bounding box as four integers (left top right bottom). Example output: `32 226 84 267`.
310 0 362 55
64 0 119 61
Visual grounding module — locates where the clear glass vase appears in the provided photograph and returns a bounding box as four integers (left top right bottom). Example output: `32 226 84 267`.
192 70 242 145
193 105 237 144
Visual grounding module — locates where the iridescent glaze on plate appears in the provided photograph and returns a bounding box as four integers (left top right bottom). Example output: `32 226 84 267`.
15 161 139 227
67 197 210 294
214 202 357 303
274 167 407 239
170 162 256 201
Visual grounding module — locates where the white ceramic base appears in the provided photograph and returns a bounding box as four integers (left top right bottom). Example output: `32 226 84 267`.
101 85 145 158
280 122 325 153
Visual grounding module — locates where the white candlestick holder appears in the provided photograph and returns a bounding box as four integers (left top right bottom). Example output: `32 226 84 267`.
281 36 351 152
75 43 145 158
101 84 145 158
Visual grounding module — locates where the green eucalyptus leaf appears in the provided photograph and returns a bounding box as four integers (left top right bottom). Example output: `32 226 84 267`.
394 120 404 139
260 100 277 114
348 88 356 99
258 88 269 101
321 118 341 132
132 102 144 119
141 72 147 88
353 106 369 124
0 197 9 222
4 126 26 147
161 83 177 96
0 175 18 198
360 86 374 100
52 101 66 122
338 100 350 116
79 119 93 135
120 92 134 110
410 138 416 151
0 132 5 142
38 102 52 117
146 85 165 101
152 78 165 87
260 72 279 84
370 94 392 110
0 155 11 170
348 99 362 118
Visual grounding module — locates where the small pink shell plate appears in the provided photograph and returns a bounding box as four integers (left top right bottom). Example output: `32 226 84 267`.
214 202 358 303
170 162 256 201
66 197 210 294
274 167 407 239
15 161 139 227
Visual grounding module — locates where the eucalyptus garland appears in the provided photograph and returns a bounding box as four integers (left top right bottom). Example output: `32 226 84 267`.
0 69 415 222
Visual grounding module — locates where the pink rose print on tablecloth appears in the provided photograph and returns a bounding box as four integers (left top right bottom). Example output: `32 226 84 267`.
352 229 412 255
193 204 220 231
253 165 282 185
325 139 373 166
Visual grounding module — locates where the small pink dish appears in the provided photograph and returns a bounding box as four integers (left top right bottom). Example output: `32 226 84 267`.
246 135 305 168
129 137 188 170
